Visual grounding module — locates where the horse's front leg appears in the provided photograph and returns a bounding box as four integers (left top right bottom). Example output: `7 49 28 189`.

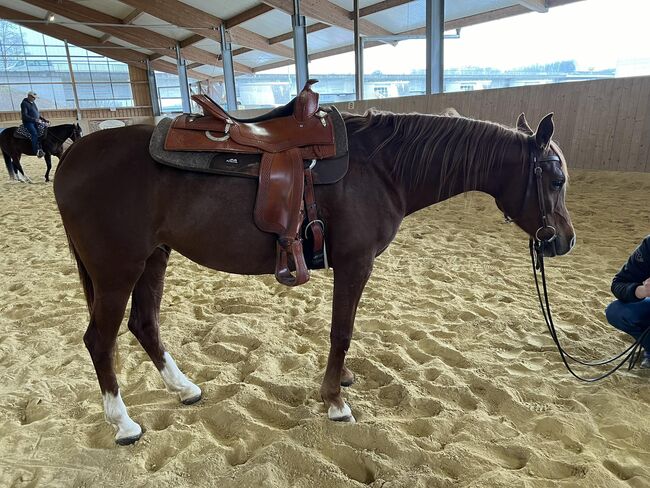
320 257 373 422
44 154 52 182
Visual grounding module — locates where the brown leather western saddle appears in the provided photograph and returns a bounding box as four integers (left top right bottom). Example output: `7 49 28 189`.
163 80 345 287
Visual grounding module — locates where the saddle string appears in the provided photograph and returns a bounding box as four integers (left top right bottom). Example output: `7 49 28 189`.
530 238 649 382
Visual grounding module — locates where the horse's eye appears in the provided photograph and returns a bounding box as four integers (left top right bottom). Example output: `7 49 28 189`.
551 179 564 190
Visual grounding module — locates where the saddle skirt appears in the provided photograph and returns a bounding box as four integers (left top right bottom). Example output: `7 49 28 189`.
15 123 47 141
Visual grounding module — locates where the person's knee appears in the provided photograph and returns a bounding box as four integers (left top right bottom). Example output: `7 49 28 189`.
605 300 624 326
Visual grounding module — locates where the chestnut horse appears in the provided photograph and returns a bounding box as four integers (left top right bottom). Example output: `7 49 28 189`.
53 111 575 445
1 123 83 182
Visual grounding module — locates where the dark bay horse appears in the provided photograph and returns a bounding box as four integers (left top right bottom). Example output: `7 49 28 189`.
1 123 83 182
53 111 575 445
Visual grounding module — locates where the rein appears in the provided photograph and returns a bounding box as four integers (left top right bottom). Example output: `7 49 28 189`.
526 151 648 381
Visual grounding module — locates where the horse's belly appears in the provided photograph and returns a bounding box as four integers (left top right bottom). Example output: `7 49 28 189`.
157 173 278 275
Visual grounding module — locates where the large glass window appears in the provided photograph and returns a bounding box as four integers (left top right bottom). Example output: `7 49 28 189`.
0 20 134 111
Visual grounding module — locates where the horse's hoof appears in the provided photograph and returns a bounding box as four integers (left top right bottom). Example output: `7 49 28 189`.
181 393 202 405
328 403 356 423
115 432 142 446
341 375 355 387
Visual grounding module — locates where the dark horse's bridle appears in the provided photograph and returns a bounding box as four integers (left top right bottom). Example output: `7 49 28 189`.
521 147 648 382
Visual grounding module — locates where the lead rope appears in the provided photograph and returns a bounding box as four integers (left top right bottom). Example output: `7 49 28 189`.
530 239 649 382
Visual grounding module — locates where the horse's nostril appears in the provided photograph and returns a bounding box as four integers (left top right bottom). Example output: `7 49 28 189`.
570 234 576 248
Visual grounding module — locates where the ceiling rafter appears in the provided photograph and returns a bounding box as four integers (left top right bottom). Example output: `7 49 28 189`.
21 0 253 73
358 0 416 18
261 0 391 37
117 0 293 59
224 4 274 29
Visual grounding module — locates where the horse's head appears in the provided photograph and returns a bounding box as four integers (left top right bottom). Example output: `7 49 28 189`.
496 113 575 257
71 123 83 142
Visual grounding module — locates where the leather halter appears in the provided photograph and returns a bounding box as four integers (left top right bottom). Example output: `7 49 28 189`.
504 146 562 247
531 150 562 246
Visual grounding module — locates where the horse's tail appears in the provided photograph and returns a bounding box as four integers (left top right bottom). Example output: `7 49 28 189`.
65 232 94 315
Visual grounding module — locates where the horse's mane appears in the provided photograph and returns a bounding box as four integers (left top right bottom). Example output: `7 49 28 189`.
343 110 530 195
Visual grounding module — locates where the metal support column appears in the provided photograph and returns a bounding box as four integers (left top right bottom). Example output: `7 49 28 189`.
64 40 82 121
353 0 363 100
292 0 309 94
219 24 238 111
425 0 444 94
175 42 191 113
145 59 161 116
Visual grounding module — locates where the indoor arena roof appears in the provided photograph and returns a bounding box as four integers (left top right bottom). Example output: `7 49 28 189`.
0 0 585 81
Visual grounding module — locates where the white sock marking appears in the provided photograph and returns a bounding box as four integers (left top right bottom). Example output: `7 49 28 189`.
328 402 356 423
102 390 141 441
160 352 201 402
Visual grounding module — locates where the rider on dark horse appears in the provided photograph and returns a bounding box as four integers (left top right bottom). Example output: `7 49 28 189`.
20 90 49 158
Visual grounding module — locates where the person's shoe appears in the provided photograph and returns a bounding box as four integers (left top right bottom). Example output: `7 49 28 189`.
36 149 44 158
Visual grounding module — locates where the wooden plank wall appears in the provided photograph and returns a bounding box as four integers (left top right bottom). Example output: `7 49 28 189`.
329 76 650 173
0 106 153 124
233 75 649 172
129 65 152 108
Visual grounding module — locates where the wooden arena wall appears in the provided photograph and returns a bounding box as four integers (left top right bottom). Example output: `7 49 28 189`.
234 75 650 173
330 76 650 172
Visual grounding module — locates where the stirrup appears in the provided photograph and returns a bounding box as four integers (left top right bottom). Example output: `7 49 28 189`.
275 238 309 286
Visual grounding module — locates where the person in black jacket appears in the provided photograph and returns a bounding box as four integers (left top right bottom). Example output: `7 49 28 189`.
605 235 650 368
20 90 48 158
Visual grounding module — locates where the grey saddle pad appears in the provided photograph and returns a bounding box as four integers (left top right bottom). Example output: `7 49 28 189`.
149 106 349 185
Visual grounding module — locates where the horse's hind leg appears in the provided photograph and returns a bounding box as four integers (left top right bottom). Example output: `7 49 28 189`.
127 246 201 404
85 277 143 445
12 154 31 183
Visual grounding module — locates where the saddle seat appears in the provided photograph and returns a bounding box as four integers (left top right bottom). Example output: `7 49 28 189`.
164 80 341 287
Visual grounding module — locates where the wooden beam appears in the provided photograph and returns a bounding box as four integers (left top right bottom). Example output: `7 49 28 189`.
262 0 391 36
225 5 274 28
118 0 292 59
358 0 415 17
0 5 148 67
99 33 111 44
268 22 330 45
122 8 144 24
22 0 253 72
517 0 548 12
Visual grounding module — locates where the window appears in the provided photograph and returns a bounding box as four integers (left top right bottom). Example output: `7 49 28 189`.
0 20 135 111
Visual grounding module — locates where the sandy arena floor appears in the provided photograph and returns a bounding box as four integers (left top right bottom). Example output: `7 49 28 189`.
1 156 649 488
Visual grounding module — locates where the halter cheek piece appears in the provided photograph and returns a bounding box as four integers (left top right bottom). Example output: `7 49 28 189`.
504 148 562 247
531 151 562 246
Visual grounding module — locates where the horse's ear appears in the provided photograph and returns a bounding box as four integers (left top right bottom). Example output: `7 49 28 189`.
516 113 533 135
535 113 554 150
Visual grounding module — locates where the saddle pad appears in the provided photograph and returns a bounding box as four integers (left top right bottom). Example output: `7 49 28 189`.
150 106 349 185
15 123 47 140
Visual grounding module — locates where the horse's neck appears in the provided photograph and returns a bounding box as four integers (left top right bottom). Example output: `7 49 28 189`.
398 132 523 216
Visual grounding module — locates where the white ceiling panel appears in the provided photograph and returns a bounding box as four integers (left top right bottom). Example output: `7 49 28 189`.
239 9 310 39
70 0 134 19
131 13 193 41
193 64 224 77
307 26 353 53
180 0 262 20
234 50 285 67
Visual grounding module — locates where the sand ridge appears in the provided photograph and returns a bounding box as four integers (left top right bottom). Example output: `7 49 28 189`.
1 157 649 487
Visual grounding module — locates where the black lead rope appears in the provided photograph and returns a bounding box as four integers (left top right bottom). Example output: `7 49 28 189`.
529 239 649 382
